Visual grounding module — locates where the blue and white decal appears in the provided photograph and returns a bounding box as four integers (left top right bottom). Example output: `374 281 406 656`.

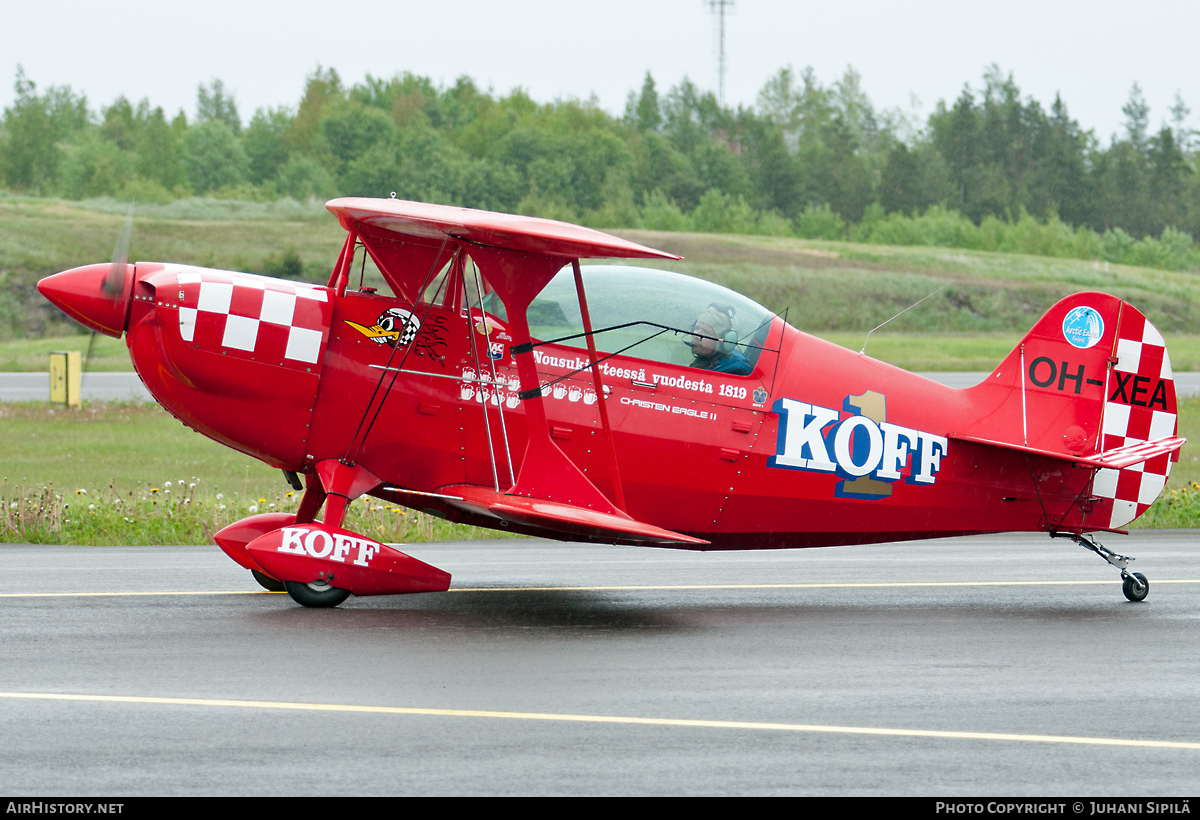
769 396 948 498
1062 306 1104 349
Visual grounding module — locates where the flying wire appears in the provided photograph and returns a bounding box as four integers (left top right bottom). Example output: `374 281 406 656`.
345 234 454 463
514 316 784 396
525 328 673 395
1024 453 1054 533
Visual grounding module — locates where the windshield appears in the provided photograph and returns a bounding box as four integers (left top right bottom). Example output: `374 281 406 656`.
491 265 775 370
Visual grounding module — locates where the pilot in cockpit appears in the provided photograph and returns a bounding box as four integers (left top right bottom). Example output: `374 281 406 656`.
687 304 753 376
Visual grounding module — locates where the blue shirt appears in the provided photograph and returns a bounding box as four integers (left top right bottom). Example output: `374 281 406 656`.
692 349 752 376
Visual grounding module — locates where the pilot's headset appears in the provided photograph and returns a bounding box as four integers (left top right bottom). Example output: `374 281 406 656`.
688 303 740 353
714 304 740 353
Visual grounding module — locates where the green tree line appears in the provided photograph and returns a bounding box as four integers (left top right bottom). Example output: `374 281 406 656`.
2 63 1198 270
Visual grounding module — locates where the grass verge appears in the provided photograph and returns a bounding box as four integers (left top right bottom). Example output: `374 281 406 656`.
0 334 133 372
1129 482 1200 529
0 478 500 546
0 401 507 545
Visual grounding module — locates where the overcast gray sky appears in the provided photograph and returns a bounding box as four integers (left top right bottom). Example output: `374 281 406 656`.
4 0 1198 143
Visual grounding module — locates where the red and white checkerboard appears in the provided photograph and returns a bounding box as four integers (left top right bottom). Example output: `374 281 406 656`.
171 267 331 370
1092 310 1177 528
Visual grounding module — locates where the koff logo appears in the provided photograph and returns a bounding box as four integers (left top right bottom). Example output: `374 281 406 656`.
769 391 948 499
276 526 381 566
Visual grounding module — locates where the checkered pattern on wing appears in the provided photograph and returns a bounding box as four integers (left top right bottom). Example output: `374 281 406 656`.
1092 312 1176 528
173 267 330 370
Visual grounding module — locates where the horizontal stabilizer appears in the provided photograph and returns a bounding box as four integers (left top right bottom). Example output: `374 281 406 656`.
1082 437 1187 470
950 433 1186 470
439 484 708 546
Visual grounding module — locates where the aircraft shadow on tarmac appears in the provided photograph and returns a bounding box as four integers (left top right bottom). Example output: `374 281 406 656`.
247 589 689 632
239 586 1153 633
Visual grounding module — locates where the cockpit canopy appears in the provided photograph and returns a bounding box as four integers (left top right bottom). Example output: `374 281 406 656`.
485 264 776 370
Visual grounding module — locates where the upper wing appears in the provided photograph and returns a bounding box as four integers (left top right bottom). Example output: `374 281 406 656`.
327 197 682 261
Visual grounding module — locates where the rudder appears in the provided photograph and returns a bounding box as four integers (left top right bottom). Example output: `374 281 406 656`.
958 292 1179 529
1093 304 1178 527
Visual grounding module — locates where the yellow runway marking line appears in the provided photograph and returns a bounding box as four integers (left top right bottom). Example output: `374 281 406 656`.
2 580 1200 598
447 579 1200 592
0 692 1197 750
0 591 282 598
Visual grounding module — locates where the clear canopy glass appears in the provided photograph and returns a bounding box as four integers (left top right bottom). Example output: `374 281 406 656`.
513 265 776 370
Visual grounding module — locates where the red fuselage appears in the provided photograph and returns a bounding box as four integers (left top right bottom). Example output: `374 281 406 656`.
94 261 1116 548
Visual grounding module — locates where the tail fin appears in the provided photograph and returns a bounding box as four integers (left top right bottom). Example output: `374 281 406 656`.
955 292 1180 528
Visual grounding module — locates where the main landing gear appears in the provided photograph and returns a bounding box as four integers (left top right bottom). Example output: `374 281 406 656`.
252 566 349 606
283 579 352 608
1057 532 1149 602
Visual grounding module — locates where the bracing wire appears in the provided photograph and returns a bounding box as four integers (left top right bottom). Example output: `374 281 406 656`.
345 234 455 463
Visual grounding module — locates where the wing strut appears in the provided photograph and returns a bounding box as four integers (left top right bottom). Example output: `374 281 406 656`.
327 230 358 295
461 254 512 491
466 243 623 514
468 260 517 486
440 240 704 545
571 259 626 511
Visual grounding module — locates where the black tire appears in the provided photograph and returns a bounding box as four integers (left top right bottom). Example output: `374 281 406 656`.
284 579 351 608
251 569 286 592
1122 572 1149 602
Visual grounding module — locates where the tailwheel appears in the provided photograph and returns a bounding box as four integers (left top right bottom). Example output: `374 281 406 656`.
1122 572 1149 603
284 579 352 608
1056 532 1149 603
251 569 286 592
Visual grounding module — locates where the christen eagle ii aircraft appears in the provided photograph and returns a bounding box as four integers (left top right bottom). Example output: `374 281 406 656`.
38 198 1185 607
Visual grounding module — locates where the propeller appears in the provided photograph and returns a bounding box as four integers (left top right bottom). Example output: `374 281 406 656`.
104 205 134 297
84 205 134 372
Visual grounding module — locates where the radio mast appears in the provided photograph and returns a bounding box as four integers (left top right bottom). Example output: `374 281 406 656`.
706 0 735 107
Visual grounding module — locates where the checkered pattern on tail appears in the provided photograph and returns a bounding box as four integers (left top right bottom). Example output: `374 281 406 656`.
1091 310 1177 528
169 267 331 370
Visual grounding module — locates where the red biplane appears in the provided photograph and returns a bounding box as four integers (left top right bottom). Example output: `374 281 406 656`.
38 198 1184 606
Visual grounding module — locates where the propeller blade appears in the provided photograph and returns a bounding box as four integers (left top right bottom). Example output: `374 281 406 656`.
90 204 134 371
102 205 134 298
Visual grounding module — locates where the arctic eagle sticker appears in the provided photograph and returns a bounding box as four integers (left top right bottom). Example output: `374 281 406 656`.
1062 306 1104 349
345 307 420 348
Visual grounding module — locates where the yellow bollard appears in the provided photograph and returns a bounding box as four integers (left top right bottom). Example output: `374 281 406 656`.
49 350 82 408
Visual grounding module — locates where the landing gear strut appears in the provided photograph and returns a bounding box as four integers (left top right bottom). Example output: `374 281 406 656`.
1055 531 1149 602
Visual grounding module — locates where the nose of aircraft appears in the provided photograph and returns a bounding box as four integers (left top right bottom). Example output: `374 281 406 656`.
37 263 135 338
